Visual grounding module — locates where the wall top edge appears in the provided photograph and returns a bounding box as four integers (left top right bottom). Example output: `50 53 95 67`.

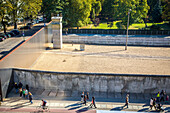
12 68 170 77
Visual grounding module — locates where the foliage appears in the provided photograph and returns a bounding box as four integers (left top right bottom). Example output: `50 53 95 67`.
151 0 162 23
161 0 170 23
0 0 10 33
63 0 93 29
112 0 149 28
5 0 42 29
41 0 63 22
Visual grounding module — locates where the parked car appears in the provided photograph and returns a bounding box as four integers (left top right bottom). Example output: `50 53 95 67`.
0 37 4 41
0 33 7 39
20 26 31 30
6 33 11 38
10 29 20 35
26 23 33 28
7 32 16 37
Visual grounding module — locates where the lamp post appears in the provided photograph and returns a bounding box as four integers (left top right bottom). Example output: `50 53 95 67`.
125 9 131 50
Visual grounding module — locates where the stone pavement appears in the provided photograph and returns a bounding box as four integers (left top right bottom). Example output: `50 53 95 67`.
0 88 170 112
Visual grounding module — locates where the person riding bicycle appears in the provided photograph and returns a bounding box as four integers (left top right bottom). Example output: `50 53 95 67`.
41 100 47 109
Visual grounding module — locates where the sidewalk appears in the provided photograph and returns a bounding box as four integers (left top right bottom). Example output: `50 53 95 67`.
0 89 170 112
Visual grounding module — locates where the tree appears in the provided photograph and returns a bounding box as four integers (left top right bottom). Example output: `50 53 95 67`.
63 0 92 29
100 0 116 21
5 0 26 29
161 0 169 24
41 0 63 22
5 0 42 29
151 0 162 23
0 0 9 34
112 0 149 28
21 0 42 22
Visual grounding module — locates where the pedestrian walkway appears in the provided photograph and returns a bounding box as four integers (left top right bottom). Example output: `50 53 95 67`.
0 88 169 112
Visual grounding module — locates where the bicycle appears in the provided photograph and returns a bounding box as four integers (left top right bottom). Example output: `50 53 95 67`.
36 105 49 112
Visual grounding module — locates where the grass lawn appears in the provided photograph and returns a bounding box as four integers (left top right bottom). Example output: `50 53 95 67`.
80 21 170 30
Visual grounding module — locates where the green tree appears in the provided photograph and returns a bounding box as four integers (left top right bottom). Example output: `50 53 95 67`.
21 0 42 22
0 0 9 34
63 0 92 29
151 0 162 23
161 0 169 23
113 0 149 28
90 0 102 20
6 0 42 29
100 0 116 21
41 0 63 22
5 0 26 29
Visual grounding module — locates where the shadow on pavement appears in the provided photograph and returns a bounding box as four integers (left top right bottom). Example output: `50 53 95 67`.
10 101 31 110
137 108 149 112
110 106 124 111
76 107 90 113
65 102 82 108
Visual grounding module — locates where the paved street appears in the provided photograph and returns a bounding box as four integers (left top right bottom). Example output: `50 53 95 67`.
0 88 169 112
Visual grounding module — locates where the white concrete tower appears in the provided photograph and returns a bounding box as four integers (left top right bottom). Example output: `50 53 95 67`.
52 16 62 49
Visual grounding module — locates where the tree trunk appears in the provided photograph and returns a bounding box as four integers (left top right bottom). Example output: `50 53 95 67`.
2 22 6 34
14 22 17 29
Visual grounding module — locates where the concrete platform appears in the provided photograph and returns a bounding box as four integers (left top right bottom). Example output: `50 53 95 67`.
30 44 170 75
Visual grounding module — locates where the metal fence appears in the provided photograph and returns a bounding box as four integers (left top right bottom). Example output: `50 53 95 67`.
67 29 170 35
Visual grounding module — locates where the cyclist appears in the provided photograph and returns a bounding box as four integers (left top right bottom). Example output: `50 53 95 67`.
41 100 47 109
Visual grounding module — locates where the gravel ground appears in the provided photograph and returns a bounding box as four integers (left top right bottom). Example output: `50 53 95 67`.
30 44 170 75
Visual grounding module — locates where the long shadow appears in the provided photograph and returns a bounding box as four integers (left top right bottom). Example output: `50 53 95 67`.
68 105 82 110
76 107 89 113
110 106 124 111
138 108 149 112
65 102 82 108
10 101 31 110
142 103 149 107
165 107 170 112
3 98 22 103
83 49 125 56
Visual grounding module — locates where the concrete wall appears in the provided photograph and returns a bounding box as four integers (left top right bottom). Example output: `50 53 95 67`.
13 69 170 94
63 36 170 47
0 68 13 98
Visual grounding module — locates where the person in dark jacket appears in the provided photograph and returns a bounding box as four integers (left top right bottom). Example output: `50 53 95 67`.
89 96 97 108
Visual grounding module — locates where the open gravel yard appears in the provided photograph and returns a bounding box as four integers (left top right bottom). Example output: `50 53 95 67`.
30 44 170 75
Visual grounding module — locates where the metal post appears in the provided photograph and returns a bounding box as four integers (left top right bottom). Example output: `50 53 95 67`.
125 9 131 50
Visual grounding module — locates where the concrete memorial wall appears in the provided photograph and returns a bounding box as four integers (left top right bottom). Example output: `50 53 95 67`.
13 69 170 94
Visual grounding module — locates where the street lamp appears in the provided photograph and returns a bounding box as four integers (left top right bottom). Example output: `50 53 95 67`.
125 9 131 50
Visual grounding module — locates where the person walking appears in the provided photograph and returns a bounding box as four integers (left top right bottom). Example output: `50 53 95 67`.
26 84 29 91
156 92 160 102
25 89 28 99
124 94 129 108
89 96 97 108
14 82 18 93
81 92 84 102
87 92 89 101
83 95 87 105
29 92 33 104
18 82 23 89
153 98 157 110
19 88 22 97
160 90 165 102
22 89 25 98
150 98 153 110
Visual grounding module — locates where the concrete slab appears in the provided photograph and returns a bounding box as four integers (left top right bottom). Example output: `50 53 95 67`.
41 89 51 96
49 91 57 97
